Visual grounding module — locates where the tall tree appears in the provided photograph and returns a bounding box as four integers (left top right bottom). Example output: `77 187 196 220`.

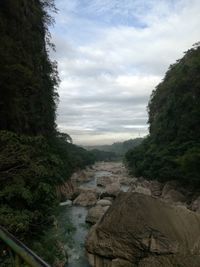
0 0 59 136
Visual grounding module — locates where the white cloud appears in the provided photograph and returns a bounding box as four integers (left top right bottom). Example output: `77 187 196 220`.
51 0 200 145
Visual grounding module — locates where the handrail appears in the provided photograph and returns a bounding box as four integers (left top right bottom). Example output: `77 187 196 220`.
0 226 51 267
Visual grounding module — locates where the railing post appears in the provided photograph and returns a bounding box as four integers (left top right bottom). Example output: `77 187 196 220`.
0 226 51 267
15 254 21 267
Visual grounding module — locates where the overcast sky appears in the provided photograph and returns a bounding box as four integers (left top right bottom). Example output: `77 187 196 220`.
51 0 200 145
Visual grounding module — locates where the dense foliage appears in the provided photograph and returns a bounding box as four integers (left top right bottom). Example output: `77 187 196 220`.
90 149 118 161
86 138 143 157
0 131 94 237
0 0 59 135
126 44 200 187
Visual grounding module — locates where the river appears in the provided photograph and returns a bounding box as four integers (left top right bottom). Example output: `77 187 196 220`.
58 163 129 267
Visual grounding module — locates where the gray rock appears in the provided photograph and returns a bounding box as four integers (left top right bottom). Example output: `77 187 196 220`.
161 181 178 197
97 176 113 187
162 189 187 203
73 192 97 206
86 192 200 266
86 205 106 224
191 196 200 212
150 180 163 197
134 186 151 196
112 258 135 267
97 199 112 206
104 183 120 197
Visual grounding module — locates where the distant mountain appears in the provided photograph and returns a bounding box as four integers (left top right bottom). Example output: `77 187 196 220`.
85 138 144 156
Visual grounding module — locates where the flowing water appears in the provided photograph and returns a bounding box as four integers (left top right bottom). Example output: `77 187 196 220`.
59 171 112 267
58 169 129 267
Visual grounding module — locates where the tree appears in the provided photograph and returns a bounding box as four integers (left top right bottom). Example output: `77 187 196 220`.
125 44 200 188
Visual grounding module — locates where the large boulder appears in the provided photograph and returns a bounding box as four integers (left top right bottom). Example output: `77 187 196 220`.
86 205 109 225
162 189 187 204
97 176 113 187
78 187 99 196
97 199 112 207
111 258 135 267
87 254 136 267
134 186 151 196
71 170 93 183
73 191 97 206
101 183 121 198
86 192 200 266
138 255 200 267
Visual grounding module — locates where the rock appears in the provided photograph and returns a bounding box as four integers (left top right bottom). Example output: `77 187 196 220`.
140 180 151 188
86 192 200 265
150 180 163 197
56 180 77 201
161 180 178 197
119 176 132 186
77 187 100 202
134 186 151 196
97 176 113 187
162 189 187 204
86 205 106 225
101 183 121 198
87 253 111 267
128 178 140 192
73 192 97 206
78 187 99 195
97 199 112 206
138 255 200 267
191 196 200 212
71 170 92 183
84 170 95 179
112 258 136 267
101 197 114 202
59 200 72 206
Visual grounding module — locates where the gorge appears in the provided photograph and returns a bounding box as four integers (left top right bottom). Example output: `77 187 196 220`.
0 1 200 267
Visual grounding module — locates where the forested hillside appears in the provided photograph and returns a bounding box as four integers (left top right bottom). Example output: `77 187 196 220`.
86 138 143 157
126 44 200 187
0 0 58 135
0 1 95 264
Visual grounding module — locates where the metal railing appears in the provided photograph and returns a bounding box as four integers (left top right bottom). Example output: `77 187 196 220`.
0 226 51 267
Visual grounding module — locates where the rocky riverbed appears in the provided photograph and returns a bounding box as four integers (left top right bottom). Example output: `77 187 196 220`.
57 161 200 267
57 162 130 266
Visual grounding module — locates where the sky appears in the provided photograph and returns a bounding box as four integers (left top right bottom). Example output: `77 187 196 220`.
50 0 200 145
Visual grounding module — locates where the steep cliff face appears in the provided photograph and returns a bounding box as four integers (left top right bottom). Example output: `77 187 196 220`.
0 0 58 135
86 193 200 267
126 45 200 187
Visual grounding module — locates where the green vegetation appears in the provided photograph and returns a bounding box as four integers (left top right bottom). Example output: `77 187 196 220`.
126 44 200 188
0 131 94 238
90 149 118 161
86 138 143 157
0 0 95 265
0 0 59 136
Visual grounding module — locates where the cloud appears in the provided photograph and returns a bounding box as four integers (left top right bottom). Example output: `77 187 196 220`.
51 0 200 145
